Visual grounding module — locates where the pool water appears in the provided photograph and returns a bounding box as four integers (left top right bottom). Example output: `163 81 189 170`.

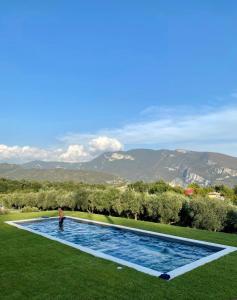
18 218 220 274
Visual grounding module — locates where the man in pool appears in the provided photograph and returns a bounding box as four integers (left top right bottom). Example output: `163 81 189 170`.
58 207 65 230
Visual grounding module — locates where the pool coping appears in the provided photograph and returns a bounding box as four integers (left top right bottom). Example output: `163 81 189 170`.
5 216 237 280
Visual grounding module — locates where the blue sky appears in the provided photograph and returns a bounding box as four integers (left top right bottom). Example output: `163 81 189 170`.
0 1 237 162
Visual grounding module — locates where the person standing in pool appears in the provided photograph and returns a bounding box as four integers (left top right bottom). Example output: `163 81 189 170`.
58 207 65 230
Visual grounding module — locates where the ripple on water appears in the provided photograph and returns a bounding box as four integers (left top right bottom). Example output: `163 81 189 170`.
20 218 218 273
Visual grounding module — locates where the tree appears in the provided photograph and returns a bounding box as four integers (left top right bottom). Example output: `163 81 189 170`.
128 181 148 193
234 185 237 195
146 192 184 224
215 185 235 200
103 187 121 215
189 197 229 231
111 190 124 216
126 191 143 220
43 190 58 209
57 192 77 210
146 194 160 221
157 192 184 224
92 189 109 213
74 188 90 212
225 208 237 232
148 180 171 194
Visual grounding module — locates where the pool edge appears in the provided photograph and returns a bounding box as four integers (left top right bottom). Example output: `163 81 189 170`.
5 216 237 280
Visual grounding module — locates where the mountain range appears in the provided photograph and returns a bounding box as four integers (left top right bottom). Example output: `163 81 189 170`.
1 149 237 186
0 163 121 184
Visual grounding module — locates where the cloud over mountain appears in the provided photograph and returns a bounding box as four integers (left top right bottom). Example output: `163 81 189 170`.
89 136 123 153
0 136 123 163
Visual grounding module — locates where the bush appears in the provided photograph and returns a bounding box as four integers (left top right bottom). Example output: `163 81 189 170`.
146 192 184 224
148 180 172 194
225 208 237 232
158 192 185 224
1 178 236 233
21 206 40 213
188 197 228 231
121 190 144 220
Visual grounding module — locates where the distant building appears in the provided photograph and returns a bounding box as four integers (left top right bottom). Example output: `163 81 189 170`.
208 192 225 200
184 188 194 196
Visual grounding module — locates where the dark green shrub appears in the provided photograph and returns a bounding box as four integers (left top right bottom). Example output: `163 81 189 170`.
225 208 237 232
188 197 228 231
148 180 171 194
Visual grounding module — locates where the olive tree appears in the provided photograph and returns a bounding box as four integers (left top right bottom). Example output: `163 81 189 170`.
189 197 229 231
146 192 184 224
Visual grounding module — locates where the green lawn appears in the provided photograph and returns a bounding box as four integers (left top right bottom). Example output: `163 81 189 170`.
1 211 237 300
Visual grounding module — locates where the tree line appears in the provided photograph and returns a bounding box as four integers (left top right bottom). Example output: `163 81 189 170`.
0 178 237 233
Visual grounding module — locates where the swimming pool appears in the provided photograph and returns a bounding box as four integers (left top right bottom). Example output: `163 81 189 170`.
6 216 236 280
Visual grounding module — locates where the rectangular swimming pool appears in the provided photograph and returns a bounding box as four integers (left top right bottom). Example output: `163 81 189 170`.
6 216 236 280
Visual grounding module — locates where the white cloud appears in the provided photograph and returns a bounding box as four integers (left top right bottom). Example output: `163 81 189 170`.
0 144 91 163
0 144 50 162
1 104 237 163
62 105 237 157
58 145 89 162
0 136 123 163
114 107 237 145
89 136 123 153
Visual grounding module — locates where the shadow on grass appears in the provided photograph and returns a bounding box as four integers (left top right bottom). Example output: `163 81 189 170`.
105 215 114 224
85 212 93 221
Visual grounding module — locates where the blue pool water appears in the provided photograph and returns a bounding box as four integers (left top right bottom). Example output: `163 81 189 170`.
18 218 220 273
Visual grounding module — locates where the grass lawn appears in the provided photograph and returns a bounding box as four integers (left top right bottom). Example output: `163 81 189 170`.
1 211 237 300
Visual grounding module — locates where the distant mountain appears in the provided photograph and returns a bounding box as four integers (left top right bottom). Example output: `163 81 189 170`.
22 160 82 170
80 149 237 186
1 149 237 186
0 163 122 184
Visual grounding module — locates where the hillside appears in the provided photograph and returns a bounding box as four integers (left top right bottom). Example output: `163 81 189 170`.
81 149 237 186
2 149 237 186
0 163 121 184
